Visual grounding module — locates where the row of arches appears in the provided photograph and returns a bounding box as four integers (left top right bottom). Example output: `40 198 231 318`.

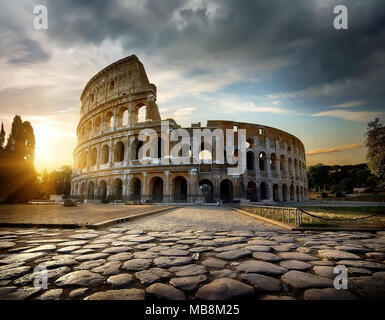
79 104 148 142
74 175 189 202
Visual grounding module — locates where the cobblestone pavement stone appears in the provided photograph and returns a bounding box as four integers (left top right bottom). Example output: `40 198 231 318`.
0 206 384 300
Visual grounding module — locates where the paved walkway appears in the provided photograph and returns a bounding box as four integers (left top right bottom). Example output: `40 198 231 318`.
0 204 172 226
0 206 384 300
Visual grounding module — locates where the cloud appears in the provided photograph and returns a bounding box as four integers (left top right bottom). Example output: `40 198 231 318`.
312 109 385 122
306 143 362 156
328 100 368 109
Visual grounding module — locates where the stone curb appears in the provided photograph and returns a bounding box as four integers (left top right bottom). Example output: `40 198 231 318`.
229 207 293 230
86 206 182 229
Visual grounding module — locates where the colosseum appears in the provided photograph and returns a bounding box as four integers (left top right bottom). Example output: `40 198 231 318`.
71 55 308 203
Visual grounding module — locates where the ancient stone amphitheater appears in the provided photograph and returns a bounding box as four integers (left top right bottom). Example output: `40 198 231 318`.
71 55 308 203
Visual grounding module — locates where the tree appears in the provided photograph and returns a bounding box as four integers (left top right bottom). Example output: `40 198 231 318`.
0 123 5 150
365 118 385 190
0 115 37 202
307 164 330 191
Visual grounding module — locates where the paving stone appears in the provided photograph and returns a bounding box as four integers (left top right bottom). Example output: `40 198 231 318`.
74 259 106 270
334 246 370 253
75 252 109 262
107 252 132 262
245 245 271 252
348 267 372 276
214 237 248 245
318 250 361 260
23 245 56 253
123 259 152 271
0 266 31 280
373 271 385 281
210 270 237 279
304 288 358 300
55 270 105 287
0 252 46 264
91 261 121 276
278 252 319 261
154 256 192 268
137 243 157 250
196 278 254 300
107 274 134 288
83 244 108 250
3 287 41 300
252 252 282 262
236 260 288 275
174 264 206 277
248 239 277 246
201 257 227 268
41 258 78 269
296 247 312 254
365 252 385 260
272 235 295 243
159 249 190 256
349 276 385 299
241 274 281 292
146 283 185 300
311 260 334 266
135 268 172 285
214 243 247 252
189 246 214 253
215 249 251 260
133 251 158 259
102 246 132 254
313 266 335 279
85 289 145 300
229 231 255 237
70 233 99 240
272 244 298 252
58 240 88 246
122 236 155 243
0 242 16 250
57 246 82 253
69 288 88 298
337 260 385 270
279 260 312 271
37 289 63 300
14 266 71 285
281 270 333 290
170 275 207 290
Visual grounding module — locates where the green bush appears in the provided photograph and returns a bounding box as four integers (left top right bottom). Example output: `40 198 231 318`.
321 191 328 198
335 190 346 197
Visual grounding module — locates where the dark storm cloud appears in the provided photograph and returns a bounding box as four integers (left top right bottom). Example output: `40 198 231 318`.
21 0 385 111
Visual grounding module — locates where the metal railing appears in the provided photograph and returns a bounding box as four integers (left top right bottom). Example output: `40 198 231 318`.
235 203 303 226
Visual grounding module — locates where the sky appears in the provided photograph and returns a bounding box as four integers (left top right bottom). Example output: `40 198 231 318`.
0 0 384 172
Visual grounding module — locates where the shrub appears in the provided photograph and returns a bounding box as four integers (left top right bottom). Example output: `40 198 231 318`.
335 190 346 198
321 191 328 198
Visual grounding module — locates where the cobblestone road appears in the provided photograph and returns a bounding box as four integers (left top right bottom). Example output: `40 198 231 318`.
0 206 384 300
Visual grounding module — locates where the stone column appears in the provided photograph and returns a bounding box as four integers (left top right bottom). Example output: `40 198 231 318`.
142 172 149 201
163 171 171 202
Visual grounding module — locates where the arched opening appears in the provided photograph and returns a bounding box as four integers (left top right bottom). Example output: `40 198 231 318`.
199 142 212 163
156 137 163 159
135 140 144 160
94 117 101 135
86 122 92 138
246 138 253 149
87 181 95 200
101 145 109 164
247 151 255 170
98 180 107 200
280 155 286 172
151 177 163 202
220 179 233 202
117 107 129 127
288 158 293 176
105 112 114 130
199 179 214 202
114 142 125 162
138 105 146 123
247 181 258 202
290 184 294 201
109 80 115 91
83 151 88 169
90 148 97 166
260 182 268 200
273 184 279 202
294 159 298 177
270 153 277 170
130 178 141 201
114 179 123 200
173 176 187 202
259 152 266 171
80 182 86 199
296 186 300 202
282 184 288 201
